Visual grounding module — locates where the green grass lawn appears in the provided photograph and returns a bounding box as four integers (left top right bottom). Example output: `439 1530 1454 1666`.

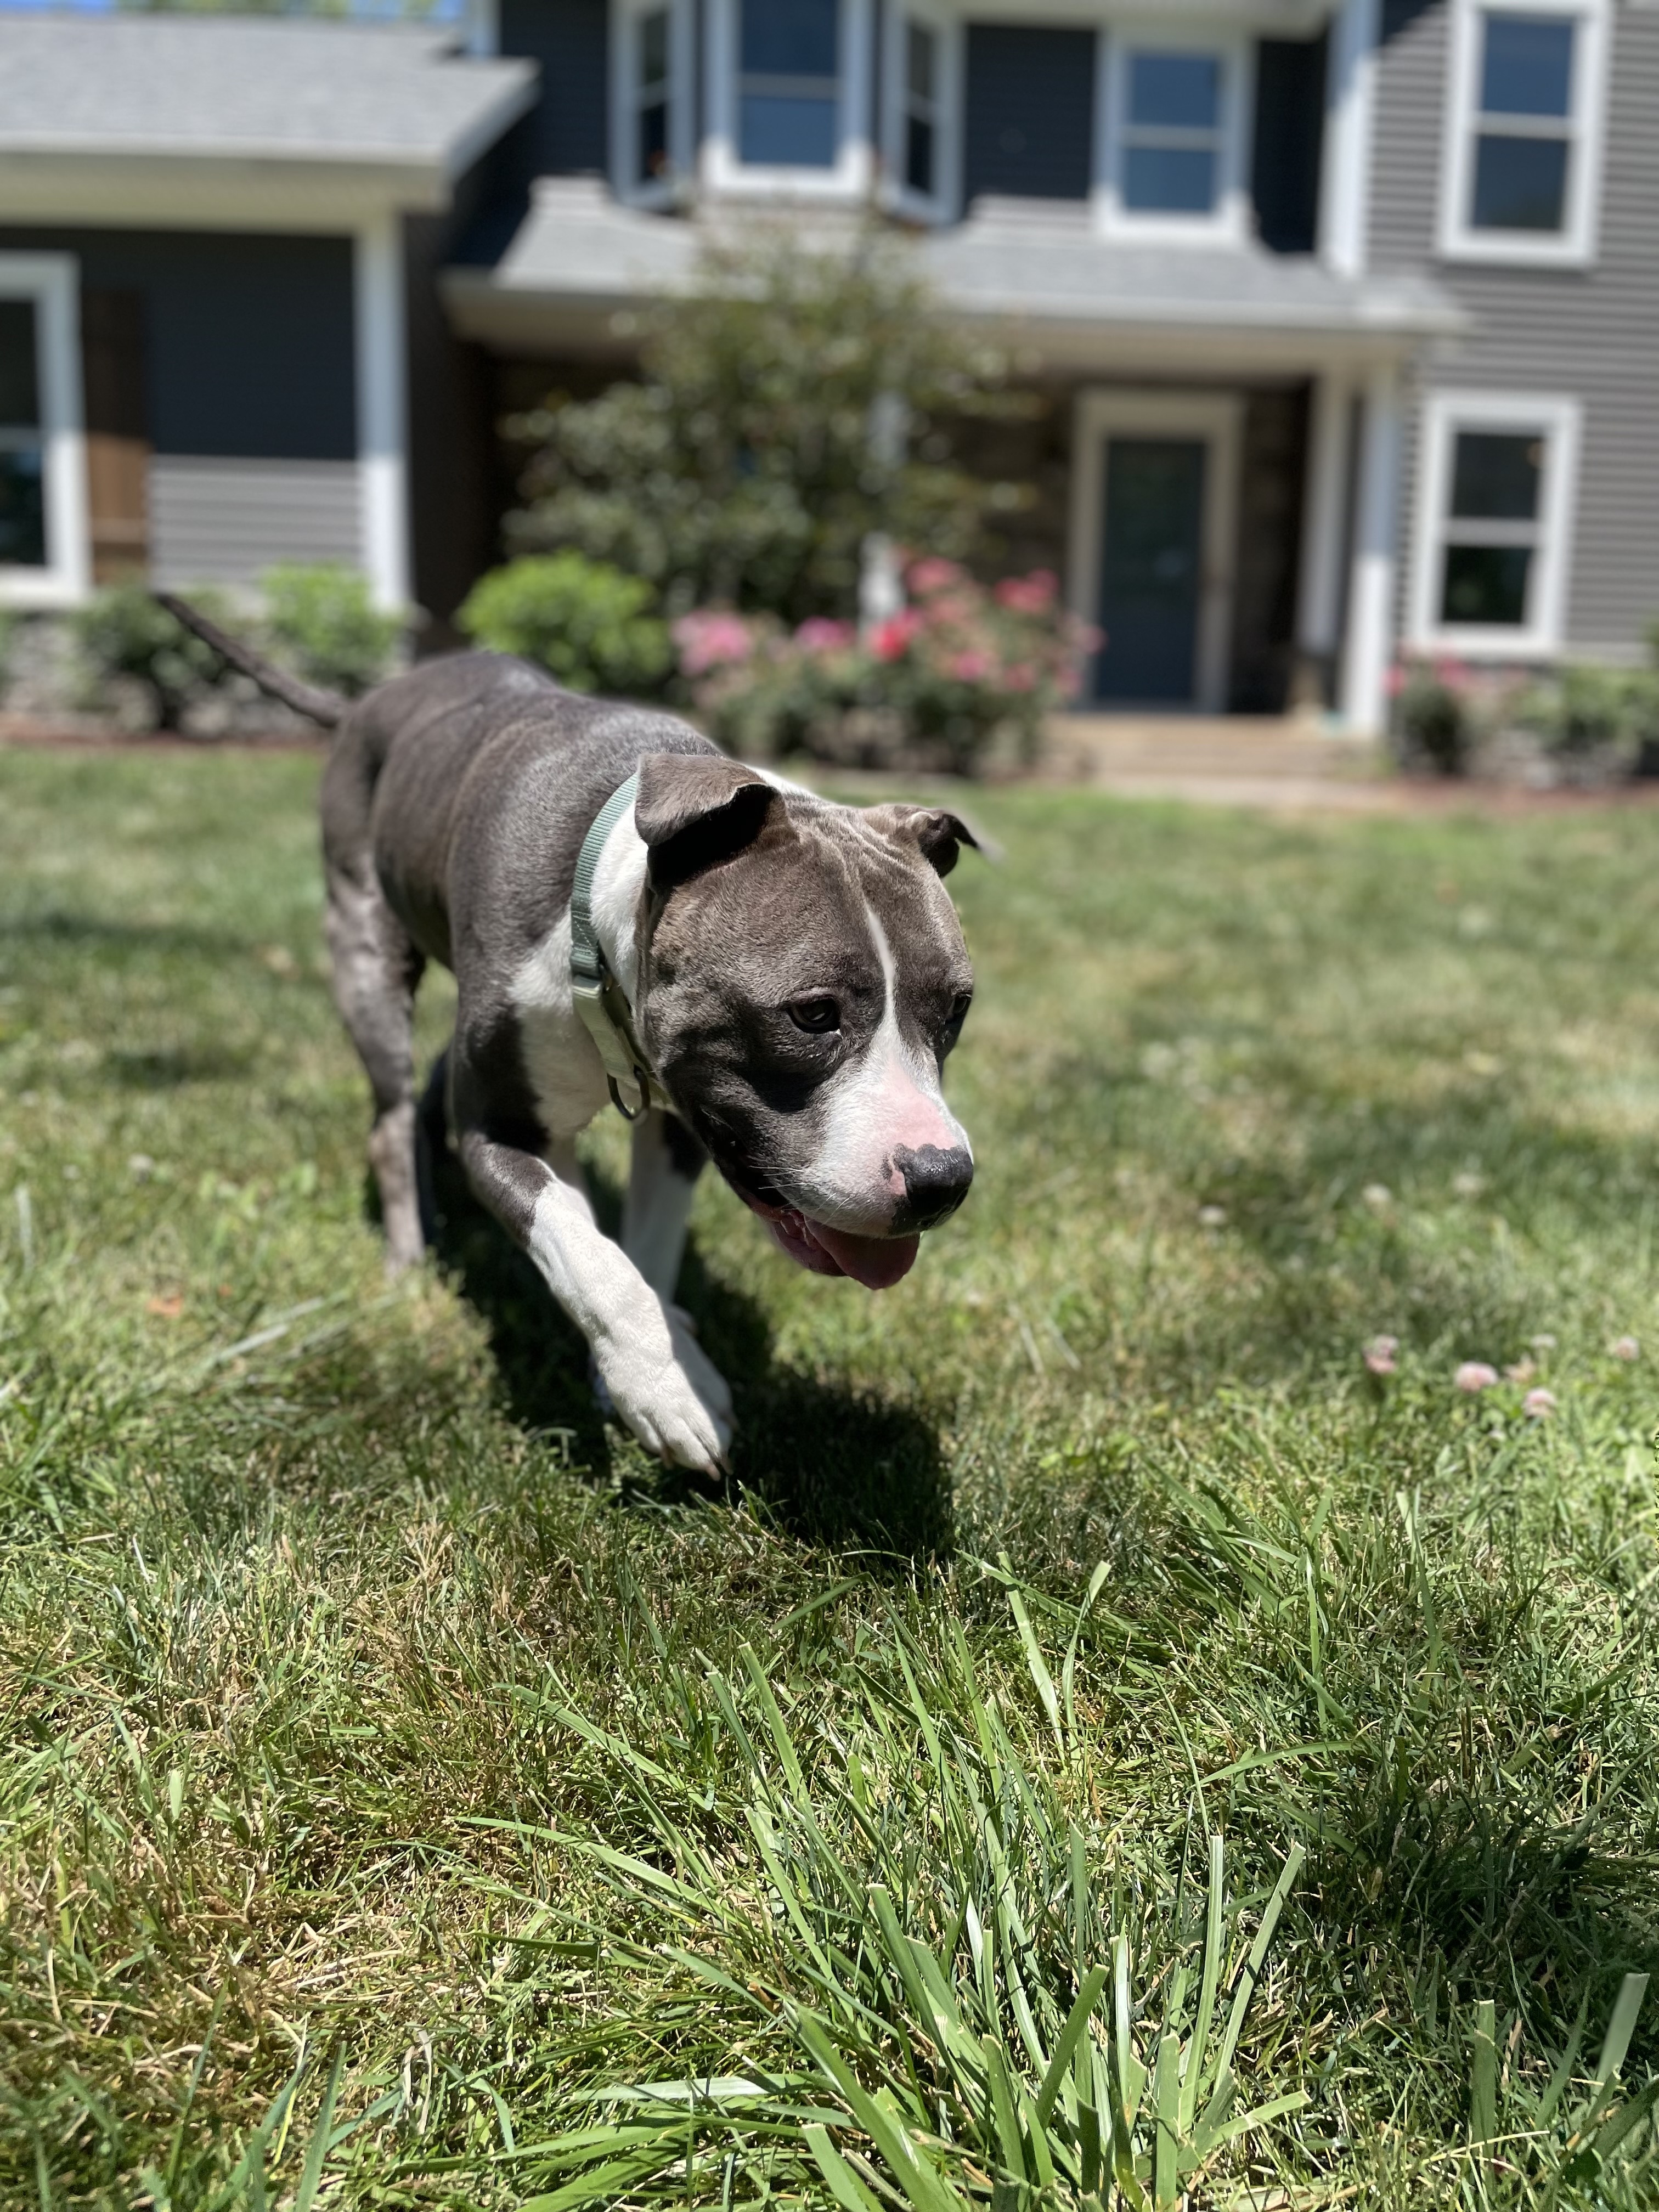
3 746 1658 2210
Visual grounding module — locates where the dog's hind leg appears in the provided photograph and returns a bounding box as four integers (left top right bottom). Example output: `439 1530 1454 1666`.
622 1110 707 1302
324 860 427 1276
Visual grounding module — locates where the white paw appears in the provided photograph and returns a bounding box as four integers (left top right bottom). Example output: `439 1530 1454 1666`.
597 1322 733 1473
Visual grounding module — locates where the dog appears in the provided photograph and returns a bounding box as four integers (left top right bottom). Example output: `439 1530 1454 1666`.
159 603 979 1475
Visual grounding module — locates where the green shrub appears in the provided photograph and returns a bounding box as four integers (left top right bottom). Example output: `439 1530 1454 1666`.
260 563 402 697
72 584 233 730
1518 661 1659 778
1391 660 1474 775
457 552 672 696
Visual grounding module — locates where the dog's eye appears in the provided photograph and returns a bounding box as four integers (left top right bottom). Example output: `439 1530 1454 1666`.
946 991 973 1031
788 995 840 1034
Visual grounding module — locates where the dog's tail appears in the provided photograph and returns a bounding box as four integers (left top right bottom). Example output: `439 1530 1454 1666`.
155 591 347 730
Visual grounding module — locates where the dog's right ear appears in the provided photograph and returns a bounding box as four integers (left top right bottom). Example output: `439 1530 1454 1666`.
635 753 778 891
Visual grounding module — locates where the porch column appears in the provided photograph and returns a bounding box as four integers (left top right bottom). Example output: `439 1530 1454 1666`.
1339 359 1401 737
1293 369 1352 706
355 212 410 612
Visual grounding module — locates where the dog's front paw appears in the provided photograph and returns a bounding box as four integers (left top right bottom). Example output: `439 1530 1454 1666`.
597 1324 733 1473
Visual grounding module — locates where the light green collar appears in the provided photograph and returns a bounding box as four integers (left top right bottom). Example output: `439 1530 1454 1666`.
568 772 667 1121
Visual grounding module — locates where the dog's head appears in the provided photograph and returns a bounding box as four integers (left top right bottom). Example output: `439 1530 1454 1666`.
635 754 977 1289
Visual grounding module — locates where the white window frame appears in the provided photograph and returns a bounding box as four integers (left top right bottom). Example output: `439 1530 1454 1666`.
703 0 874 200
1437 0 1609 267
881 0 961 224
1094 24 1253 244
1068 389 1242 714
0 253 88 610
1408 390 1582 658
610 0 695 208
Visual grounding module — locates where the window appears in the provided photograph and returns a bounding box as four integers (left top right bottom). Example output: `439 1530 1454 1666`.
0 256 86 608
0 299 46 570
1410 392 1581 656
612 0 690 206
882 3 957 218
1124 53 1223 213
705 0 872 198
1098 31 1250 239
739 0 840 167
1439 0 1608 264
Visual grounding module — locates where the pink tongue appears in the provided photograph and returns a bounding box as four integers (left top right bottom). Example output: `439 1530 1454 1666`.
805 1221 921 1290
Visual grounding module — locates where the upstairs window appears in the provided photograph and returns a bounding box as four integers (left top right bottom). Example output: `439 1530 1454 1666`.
612 0 690 205
738 0 840 168
1440 0 1608 264
883 2 957 218
904 19 941 197
1099 32 1249 239
1409 392 1581 656
706 0 872 197
1122 53 1223 213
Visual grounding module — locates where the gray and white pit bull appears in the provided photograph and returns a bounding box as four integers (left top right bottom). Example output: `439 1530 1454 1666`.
295 650 977 1475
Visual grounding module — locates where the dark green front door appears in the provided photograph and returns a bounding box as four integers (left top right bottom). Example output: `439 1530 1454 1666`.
1093 437 1207 704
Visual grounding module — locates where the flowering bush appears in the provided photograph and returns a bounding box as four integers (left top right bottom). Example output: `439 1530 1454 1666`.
1390 657 1475 775
674 559 1097 774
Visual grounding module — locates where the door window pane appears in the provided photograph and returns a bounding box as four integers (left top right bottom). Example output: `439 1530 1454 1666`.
1481 13 1573 115
739 0 839 166
1096 437 1207 702
906 113 935 195
1128 52 1220 130
0 299 40 429
1472 134 1568 228
1441 543 1532 625
902 18 939 196
1450 430 1542 520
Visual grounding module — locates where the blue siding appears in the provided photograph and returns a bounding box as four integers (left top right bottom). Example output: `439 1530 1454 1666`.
498 0 608 177
0 227 354 460
962 24 1096 205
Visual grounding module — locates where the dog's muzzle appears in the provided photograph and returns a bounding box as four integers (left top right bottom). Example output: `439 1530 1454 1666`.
894 1143 974 1233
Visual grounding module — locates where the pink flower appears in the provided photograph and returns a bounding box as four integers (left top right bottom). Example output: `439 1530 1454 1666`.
906 557 967 597
946 650 992 683
870 610 923 661
1523 1387 1558 1419
995 569 1059 614
673 611 756 676
1364 1335 1399 1376
794 617 856 653
1612 1335 1640 1361
1456 1361 1499 1392
1002 662 1037 693
1432 656 1470 689
1386 663 1408 698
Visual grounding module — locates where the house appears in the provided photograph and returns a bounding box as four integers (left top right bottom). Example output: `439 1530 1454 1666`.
0 16 535 625
2 2 1655 737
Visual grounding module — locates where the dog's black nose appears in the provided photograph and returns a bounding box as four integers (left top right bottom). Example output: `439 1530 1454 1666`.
896 1144 974 1231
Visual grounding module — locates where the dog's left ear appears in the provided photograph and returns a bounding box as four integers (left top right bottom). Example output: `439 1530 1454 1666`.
635 752 778 891
868 804 983 878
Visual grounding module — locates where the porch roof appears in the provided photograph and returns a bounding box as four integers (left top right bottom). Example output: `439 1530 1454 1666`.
442 180 1466 368
0 18 536 219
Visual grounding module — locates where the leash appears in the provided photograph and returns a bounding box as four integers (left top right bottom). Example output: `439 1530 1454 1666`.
568 772 669 1122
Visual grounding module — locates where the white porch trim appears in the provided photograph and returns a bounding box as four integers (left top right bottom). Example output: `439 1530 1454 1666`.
1339 358 1401 734
1318 0 1378 276
1068 387 1243 714
354 212 410 612
1295 366 1352 664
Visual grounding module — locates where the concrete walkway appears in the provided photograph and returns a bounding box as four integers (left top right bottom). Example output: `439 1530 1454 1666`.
1045 712 1398 811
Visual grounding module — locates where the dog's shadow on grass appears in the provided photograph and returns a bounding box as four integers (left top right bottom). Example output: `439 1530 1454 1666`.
411 1128 952 1559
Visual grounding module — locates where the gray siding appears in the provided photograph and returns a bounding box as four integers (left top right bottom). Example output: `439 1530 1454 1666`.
962 25 1097 205
1371 0 1659 653
149 458 361 586
0 226 356 460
